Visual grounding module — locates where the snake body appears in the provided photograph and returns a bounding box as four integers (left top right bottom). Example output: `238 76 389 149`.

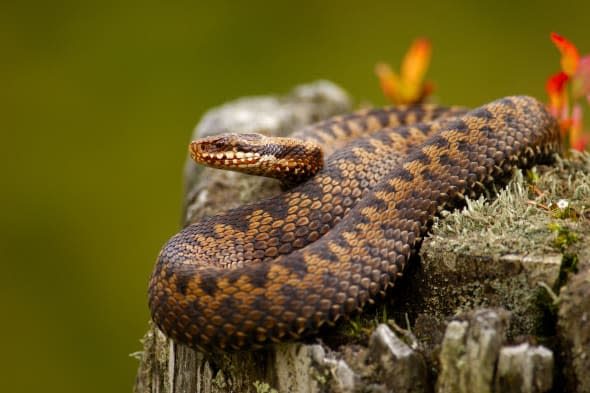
149 96 560 351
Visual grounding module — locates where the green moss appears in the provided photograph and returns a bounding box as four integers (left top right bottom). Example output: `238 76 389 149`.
549 223 580 249
336 303 395 344
311 369 329 385
212 370 228 391
556 253 580 289
526 167 540 184
253 381 279 393
339 312 378 341
527 250 577 344
551 204 578 220
530 284 559 340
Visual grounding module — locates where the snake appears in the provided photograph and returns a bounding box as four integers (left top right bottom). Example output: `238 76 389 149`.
148 96 560 352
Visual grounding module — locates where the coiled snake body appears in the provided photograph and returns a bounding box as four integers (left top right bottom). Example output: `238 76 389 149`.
149 96 560 351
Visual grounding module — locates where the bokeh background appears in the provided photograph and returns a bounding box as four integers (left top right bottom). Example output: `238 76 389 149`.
2 1 589 392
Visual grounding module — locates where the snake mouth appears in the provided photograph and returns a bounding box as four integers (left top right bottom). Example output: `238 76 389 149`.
189 141 265 167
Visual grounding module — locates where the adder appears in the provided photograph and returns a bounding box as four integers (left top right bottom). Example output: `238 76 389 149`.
148 96 560 352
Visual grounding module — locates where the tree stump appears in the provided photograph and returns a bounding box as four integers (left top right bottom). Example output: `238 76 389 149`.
135 82 590 393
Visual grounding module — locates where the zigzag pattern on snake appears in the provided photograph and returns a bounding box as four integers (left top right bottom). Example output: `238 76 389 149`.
148 96 560 352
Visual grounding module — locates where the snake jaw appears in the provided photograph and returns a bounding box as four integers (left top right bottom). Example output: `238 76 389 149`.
189 133 323 182
190 137 264 168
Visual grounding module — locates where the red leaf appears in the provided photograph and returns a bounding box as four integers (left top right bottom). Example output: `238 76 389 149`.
546 71 569 115
551 32 580 76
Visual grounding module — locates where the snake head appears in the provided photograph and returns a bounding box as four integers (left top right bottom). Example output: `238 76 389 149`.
189 133 323 183
190 133 265 167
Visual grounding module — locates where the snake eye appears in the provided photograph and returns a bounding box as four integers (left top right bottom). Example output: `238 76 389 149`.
208 138 229 150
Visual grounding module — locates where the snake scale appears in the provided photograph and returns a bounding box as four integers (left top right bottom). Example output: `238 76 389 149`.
149 96 560 352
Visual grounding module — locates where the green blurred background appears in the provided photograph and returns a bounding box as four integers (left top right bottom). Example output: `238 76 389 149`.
2 1 589 392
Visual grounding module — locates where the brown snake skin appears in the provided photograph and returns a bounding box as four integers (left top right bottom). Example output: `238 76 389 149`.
148 96 560 351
